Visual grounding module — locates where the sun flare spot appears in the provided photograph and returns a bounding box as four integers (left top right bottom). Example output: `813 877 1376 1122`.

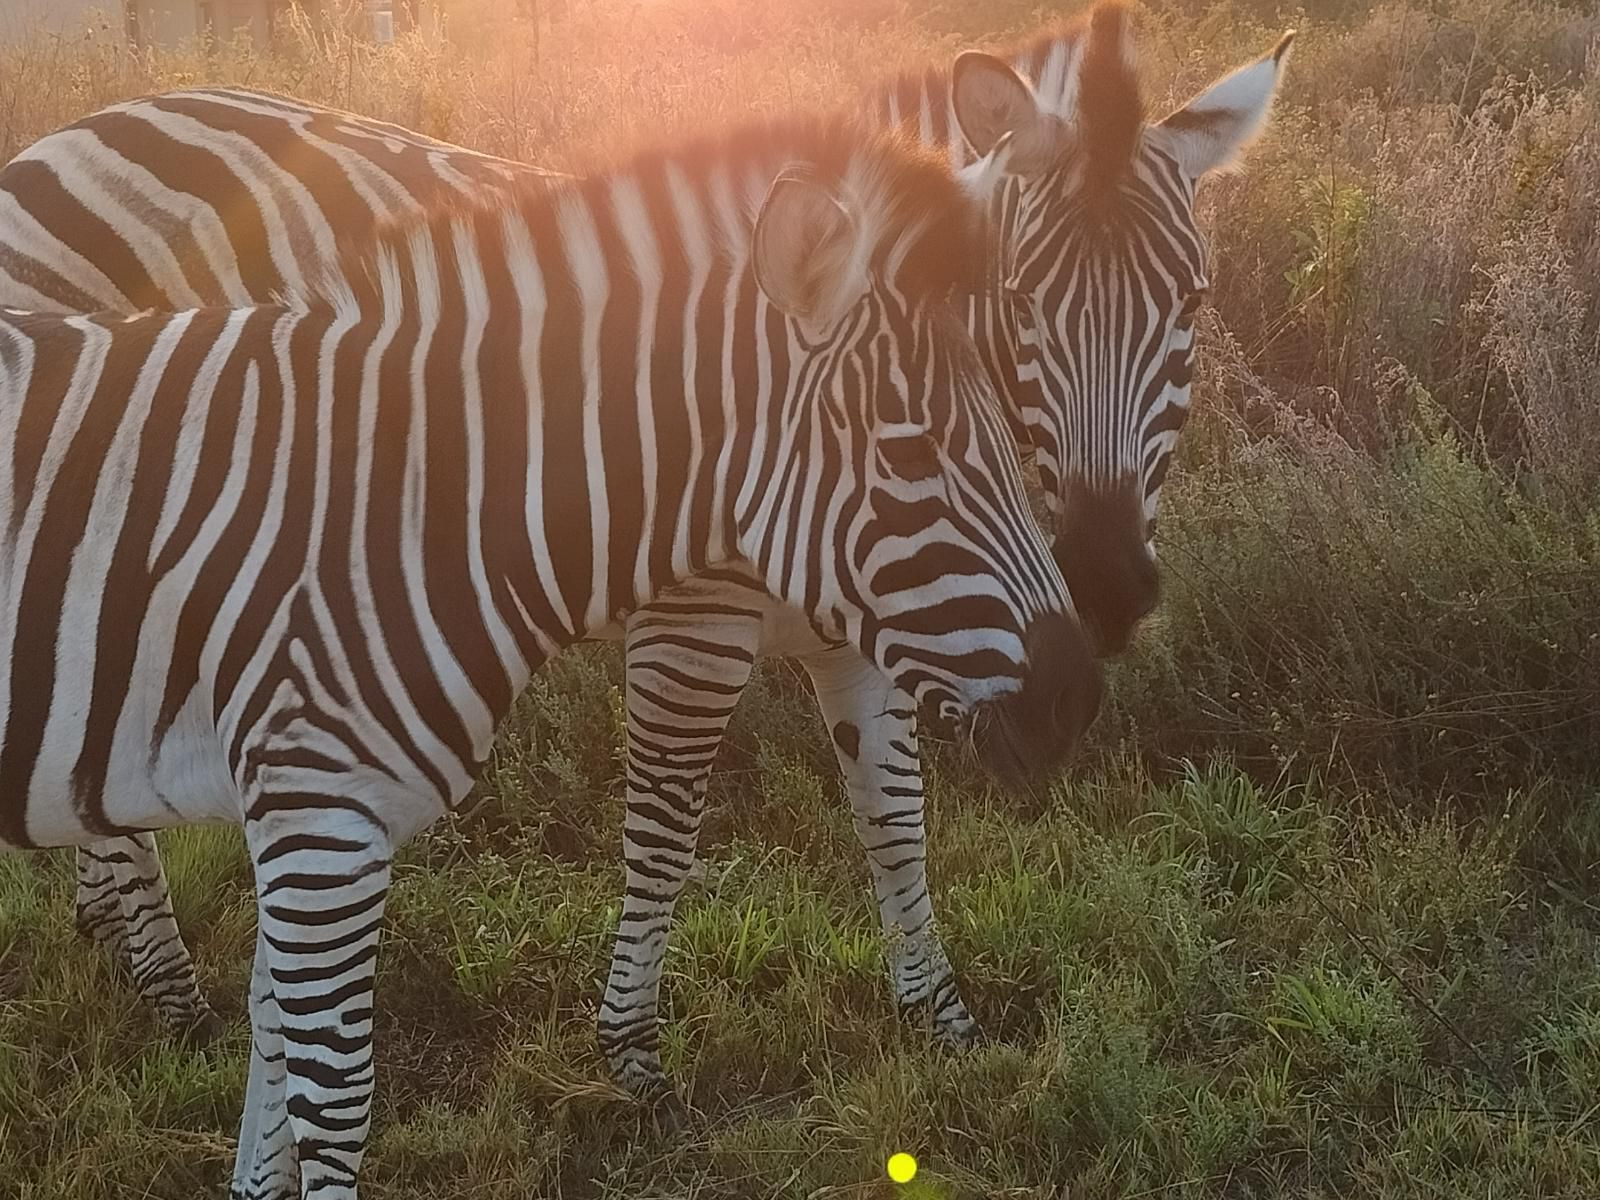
887 1152 918 1184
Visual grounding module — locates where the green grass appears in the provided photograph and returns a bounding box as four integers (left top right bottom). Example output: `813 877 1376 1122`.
3 713 1597 1197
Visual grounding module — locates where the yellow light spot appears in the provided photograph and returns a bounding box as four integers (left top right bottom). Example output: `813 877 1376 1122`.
887 1152 918 1184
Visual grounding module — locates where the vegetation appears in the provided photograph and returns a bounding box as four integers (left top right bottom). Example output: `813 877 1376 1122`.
1 1 1597 1196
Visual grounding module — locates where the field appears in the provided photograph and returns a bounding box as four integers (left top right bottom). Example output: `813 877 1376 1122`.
1 0 1599 1196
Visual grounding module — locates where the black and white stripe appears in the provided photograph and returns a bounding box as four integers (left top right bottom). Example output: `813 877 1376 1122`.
0 85 555 1049
0 86 552 313
0 113 1093 1197
0 1 1290 1120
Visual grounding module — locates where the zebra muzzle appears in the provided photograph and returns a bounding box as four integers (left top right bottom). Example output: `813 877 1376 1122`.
972 611 1102 781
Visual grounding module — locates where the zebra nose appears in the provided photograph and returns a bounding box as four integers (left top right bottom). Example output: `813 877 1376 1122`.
973 610 1101 780
1053 481 1160 658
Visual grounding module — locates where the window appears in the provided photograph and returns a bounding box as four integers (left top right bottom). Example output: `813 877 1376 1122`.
371 4 395 45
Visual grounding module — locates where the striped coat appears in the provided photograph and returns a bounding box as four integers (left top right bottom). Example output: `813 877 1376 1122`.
0 112 1095 1197
0 0 1290 1122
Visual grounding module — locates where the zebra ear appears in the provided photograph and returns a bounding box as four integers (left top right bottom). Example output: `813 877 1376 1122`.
952 52 1061 176
1150 31 1294 178
753 169 867 332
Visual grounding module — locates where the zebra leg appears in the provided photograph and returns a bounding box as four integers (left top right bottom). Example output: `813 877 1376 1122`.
801 645 978 1045
74 841 130 957
243 799 394 1199
598 604 764 1125
231 927 298 1200
79 832 222 1044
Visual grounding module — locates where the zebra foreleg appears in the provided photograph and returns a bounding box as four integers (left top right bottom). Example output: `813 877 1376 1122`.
599 606 764 1126
803 645 978 1046
232 927 298 1200
243 797 394 1200
78 833 221 1044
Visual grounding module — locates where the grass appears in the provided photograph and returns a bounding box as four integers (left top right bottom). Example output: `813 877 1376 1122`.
4 742 1597 1197
1 0 1599 1196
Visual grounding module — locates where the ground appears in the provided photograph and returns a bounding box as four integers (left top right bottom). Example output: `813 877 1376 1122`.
2 650 1597 1197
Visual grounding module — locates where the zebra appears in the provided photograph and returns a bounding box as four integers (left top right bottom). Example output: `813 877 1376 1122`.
0 86 556 1043
0 1 1291 1118
0 113 1098 1199
0 85 555 314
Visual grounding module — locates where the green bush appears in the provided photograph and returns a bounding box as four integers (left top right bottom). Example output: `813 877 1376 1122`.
1097 392 1600 800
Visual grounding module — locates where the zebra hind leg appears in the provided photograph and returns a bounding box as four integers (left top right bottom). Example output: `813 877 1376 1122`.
80 833 223 1045
803 646 979 1046
75 841 132 959
243 795 395 1200
599 605 763 1129
231 926 298 1200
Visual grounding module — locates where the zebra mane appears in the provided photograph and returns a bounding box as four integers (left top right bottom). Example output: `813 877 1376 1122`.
991 4 1146 205
879 2 1146 210
304 114 984 317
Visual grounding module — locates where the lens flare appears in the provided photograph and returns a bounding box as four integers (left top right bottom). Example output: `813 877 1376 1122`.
887 1152 918 1184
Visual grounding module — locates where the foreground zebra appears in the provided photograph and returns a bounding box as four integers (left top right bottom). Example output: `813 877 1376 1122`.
0 2 1291 1113
0 114 1098 1197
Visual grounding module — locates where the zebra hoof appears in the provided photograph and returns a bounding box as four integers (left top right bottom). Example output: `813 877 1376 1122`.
935 1012 981 1048
179 1008 227 1048
898 998 980 1048
648 1088 692 1136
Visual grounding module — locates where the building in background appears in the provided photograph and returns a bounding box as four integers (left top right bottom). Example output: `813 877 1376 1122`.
0 0 121 40
0 1 422 48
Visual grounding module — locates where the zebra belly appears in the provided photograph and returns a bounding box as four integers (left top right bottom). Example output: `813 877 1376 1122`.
607 565 846 661
0 681 239 850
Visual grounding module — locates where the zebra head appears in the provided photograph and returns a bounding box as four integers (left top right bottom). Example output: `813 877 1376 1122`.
950 6 1293 654
741 133 1100 778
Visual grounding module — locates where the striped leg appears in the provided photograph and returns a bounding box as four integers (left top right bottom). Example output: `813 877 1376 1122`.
73 843 128 954
598 603 764 1123
232 927 298 1200
243 795 394 1199
74 834 221 1044
802 646 977 1044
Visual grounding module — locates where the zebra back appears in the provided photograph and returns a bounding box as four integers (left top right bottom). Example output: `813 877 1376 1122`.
0 86 557 314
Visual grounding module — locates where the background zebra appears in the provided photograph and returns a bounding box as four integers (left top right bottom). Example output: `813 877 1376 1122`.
604 9 1295 1111
0 0 1289 1119
0 113 1096 1198
0 86 557 314
0 86 555 1045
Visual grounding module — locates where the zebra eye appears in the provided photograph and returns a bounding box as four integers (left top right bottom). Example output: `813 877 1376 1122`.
878 431 941 482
